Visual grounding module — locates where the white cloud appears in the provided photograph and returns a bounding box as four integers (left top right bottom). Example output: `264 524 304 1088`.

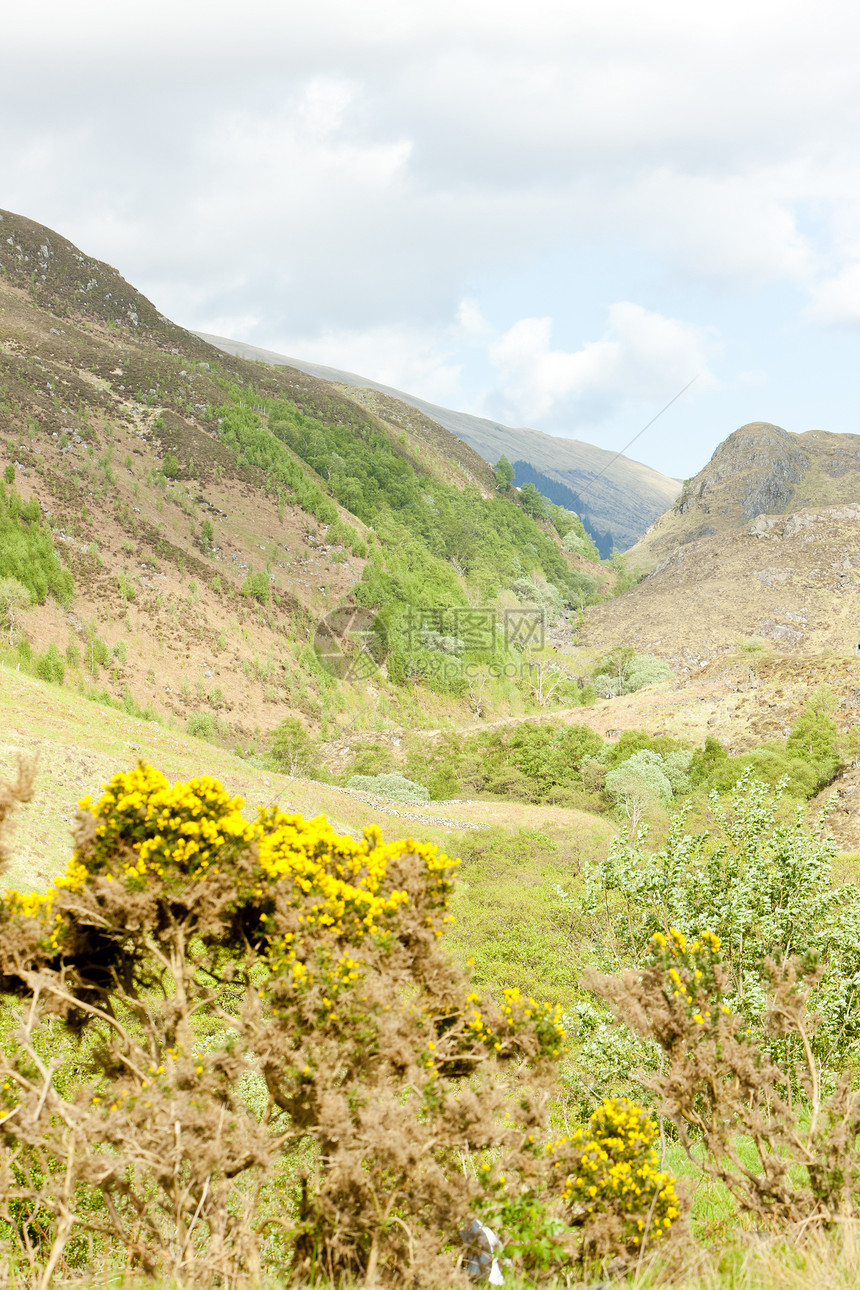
276 300 719 441
806 263 860 325
274 323 465 407
4 0 860 470
484 303 718 427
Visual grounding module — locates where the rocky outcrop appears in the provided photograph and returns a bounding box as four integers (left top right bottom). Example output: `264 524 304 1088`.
628 421 860 572
677 422 810 520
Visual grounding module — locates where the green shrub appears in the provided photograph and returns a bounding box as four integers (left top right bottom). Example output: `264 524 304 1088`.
593 649 673 697
269 717 317 775
35 643 65 685
241 571 270 604
562 522 600 562
186 711 216 739
0 482 73 607
785 688 843 792
605 750 673 806
583 770 860 1079
0 576 31 642
116 572 136 601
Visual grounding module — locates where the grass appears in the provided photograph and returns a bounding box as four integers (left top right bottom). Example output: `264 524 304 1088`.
0 663 614 893
43 1228 860 1286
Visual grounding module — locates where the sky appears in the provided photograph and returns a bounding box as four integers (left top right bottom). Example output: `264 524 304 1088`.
4 0 860 479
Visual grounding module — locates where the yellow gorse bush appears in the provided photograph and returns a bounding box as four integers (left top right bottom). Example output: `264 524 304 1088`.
0 763 673 1282
650 927 731 1030
548 1097 680 1245
68 763 458 944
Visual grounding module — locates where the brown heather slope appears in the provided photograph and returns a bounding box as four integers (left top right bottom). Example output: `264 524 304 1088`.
578 421 860 672
578 502 860 668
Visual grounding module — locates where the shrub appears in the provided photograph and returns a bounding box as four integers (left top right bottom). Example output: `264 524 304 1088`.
0 482 73 606
0 763 605 1284
511 575 564 619
605 750 673 806
785 688 843 792
0 576 31 642
347 771 431 803
593 649 673 698
591 932 860 1227
269 716 317 775
186 710 216 739
34 642 65 685
116 571 136 601
241 570 270 603
562 523 600 562
584 771 858 1064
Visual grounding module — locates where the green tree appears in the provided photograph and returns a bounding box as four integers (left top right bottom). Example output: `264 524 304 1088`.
785 688 843 792
270 717 317 775
493 454 514 492
518 481 546 519
241 571 270 604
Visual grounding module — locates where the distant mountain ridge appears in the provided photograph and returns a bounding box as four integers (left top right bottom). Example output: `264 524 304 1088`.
195 333 681 550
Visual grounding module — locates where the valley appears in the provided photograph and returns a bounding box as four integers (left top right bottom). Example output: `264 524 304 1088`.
2 207 860 1286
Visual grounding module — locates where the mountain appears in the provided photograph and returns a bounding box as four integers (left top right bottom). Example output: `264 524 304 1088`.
625 421 860 571
0 207 604 754
195 333 681 551
579 420 860 667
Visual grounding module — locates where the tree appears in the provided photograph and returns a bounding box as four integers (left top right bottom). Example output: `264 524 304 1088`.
270 716 316 775
518 481 547 519
0 577 30 643
493 454 514 492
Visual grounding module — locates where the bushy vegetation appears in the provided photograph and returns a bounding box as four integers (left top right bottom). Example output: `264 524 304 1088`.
0 763 684 1285
0 478 73 606
269 716 319 776
213 382 602 701
346 770 431 803
592 646 674 698
378 696 844 818
1 752 856 1285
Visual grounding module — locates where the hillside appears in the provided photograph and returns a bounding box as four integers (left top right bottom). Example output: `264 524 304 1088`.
626 420 860 571
579 500 860 667
0 208 610 756
196 332 681 550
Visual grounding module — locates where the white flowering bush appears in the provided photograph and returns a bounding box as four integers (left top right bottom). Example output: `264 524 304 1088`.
347 770 431 803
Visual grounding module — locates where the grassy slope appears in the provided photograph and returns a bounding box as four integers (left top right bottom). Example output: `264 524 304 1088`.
0 662 615 890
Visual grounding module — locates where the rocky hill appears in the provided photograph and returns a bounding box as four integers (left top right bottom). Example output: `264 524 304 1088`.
626 421 860 571
196 333 681 551
578 420 860 671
